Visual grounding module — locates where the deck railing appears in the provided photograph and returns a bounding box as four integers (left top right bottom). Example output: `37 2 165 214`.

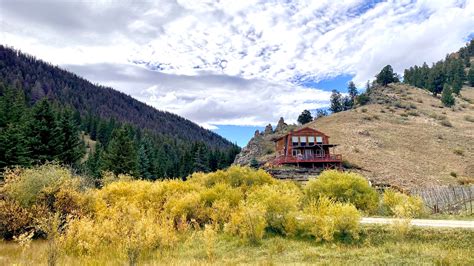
273 154 342 165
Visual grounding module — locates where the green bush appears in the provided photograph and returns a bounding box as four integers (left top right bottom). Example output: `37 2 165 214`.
3 164 81 208
304 170 378 213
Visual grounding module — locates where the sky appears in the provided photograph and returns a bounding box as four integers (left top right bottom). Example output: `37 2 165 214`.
1 0 473 146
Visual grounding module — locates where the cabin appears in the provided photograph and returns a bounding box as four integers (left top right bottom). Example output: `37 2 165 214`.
272 127 342 169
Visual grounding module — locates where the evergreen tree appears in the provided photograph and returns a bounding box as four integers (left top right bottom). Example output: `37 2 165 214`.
27 99 62 163
347 81 358 102
249 157 259 169
441 84 455 107
329 90 343 113
55 109 85 165
297 110 313 125
452 75 463 95
0 124 31 169
315 109 328 119
102 126 138 176
342 96 353 111
137 136 157 180
84 143 104 181
0 85 31 169
365 80 371 94
427 62 445 96
192 143 210 173
468 68 474 87
376 65 398 86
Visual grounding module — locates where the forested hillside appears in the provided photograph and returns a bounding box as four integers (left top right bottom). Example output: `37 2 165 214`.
0 46 240 180
0 45 232 148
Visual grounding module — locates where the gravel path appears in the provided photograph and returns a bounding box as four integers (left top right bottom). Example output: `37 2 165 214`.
361 217 474 229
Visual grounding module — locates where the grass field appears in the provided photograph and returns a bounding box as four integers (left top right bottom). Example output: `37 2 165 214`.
1 226 473 265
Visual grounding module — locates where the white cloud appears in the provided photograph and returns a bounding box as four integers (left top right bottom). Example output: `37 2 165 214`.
1 0 473 127
64 63 331 128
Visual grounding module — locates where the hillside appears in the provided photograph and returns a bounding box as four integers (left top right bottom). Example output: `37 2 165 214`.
235 84 474 189
0 45 232 149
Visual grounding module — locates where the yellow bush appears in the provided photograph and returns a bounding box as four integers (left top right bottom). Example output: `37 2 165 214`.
225 203 267 243
53 187 86 217
0 199 32 239
300 197 361 242
199 183 243 226
61 201 178 262
188 165 275 192
246 182 302 235
304 170 379 213
381 189 425 218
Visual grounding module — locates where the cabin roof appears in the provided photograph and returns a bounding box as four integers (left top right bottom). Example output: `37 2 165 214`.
272 126 329 142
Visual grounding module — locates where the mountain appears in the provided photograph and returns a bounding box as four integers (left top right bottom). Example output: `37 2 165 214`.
0 45 232 149
235 83 474 189
0 45 240 179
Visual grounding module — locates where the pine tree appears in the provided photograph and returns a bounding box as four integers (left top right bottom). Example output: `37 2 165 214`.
55 109 85 165
0 124 31 169
329 90 343 113
84 143 104 182
427 62 445 96
468 68 474 87
441 84 455 107
315 109 328 119
102 126 138 176
250 157 259 169
297 110 313 125
137 136 157 180
365 80 371 94
376 65 398 86
192 143 210 173
348 81 358 102
452 75 462 95
27 99 62 163
342 96 353 111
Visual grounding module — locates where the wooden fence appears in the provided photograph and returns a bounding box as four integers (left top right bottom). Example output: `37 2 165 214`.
411 185 474 214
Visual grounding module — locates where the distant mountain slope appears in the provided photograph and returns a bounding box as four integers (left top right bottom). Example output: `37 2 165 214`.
0 45 232 149
235 84 474 189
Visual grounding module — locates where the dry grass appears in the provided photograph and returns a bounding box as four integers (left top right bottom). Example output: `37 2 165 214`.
239 84 474 189
309 84 474 189
1 226 473 265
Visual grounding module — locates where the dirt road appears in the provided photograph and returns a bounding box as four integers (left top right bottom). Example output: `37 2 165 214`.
361 217 474 229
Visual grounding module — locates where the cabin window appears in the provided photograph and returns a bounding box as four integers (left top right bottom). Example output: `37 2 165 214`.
300 136 307 146
308 136 315 145
292 150 301 156
292 136 299 146
316 136 323 144
315 149 324 157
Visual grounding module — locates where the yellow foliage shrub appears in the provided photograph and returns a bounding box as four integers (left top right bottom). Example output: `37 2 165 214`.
304 170 379 213
381 189 425 218
53 187 86 217
0 199 32 239
199 183 243 226
300 197 361 242
225 203 267 243
188 165 275 192
61 201 178 262
246 182 302 235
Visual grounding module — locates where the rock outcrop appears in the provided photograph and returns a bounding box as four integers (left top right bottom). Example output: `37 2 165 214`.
275 117 288 132
264 124 273 135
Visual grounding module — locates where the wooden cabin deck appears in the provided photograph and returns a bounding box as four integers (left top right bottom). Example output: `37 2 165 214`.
273 154 342 165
